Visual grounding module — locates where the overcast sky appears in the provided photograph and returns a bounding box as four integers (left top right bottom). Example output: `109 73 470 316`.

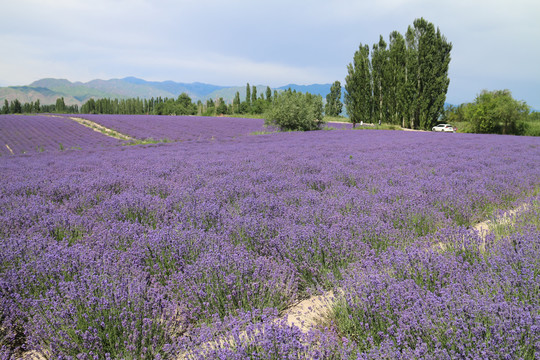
1 0 539 108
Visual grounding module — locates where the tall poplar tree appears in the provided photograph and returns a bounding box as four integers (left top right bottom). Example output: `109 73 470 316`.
345 18 451 129
325 80 343 116
245 83 251 108
233 91 241 113
266 86 272 103
345 44 372 127
407 18 452 130
55 97 66 113
372 36 390 124
251 86 257 105
388 31 407 126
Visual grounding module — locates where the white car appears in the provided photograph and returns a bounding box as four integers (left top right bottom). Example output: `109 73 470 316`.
432 124 456 132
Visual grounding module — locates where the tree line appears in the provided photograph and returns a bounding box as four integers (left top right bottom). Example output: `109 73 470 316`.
2 97 79 114
344 17 452 130
1 84 280 117
81 83 279 116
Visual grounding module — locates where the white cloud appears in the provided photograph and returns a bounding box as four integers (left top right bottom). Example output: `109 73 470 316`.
1 0 539 107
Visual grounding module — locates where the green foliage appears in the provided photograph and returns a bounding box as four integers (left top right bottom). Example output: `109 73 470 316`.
251 86 257 105
466 89 529 135
388 31 407 127
529 111 540 122
266 86 272 103
55 97 66 113
345 44 372 127
233 91 241 113
216 97 228 115
409 18 452 130
372 36 390 125
442 103 470 124
10 99 22 114
523 120 540 136
325 80 343 116
245 82 251 108
265 89 325 131
345 18 451 130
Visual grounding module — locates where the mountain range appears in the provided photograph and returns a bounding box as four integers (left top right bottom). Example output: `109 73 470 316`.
0 77 335 106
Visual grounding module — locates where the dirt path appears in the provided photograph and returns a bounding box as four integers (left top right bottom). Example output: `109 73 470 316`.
473 203 529 252
284 202 530 334
5 144 14 155
68 116 134 141
281 290 336 331
46 114 134 141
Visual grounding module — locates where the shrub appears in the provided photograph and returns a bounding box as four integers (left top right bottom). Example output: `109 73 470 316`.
265 89 325 131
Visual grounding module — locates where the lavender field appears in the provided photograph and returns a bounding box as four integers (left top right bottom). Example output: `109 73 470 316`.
74 114 271 141
0 115 124 156
1 117 539 359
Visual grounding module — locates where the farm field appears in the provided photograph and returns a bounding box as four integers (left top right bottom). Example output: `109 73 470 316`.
1 115 539 359
74 114 270 141
0 115 124 156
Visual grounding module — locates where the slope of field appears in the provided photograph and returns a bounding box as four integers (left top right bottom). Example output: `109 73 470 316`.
1 125 539 358
75 114 269 141
0 115 124 155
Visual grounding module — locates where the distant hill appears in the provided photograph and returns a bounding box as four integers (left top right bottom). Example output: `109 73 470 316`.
277 84 333 97
0 77 335 106
0 86 81 106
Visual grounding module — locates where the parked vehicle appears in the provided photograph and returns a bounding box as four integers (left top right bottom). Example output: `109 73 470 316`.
432 124 456 132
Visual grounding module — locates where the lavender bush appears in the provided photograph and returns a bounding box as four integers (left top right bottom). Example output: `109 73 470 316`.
332 217 540 358
1 118 539 358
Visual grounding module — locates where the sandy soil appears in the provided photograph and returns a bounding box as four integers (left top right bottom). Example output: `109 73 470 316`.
68 116 134 141
281 290 336 331
5 144 14 155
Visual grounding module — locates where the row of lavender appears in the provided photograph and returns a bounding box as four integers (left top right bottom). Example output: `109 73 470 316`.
74 114 272 142
1 129 539 358
0 114 276 156
0 115 123 156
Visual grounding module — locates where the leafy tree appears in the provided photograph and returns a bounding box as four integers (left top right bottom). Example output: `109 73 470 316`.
265 89 325 131
372 36 390 124
345 44 372 127
407 18 452 130
3 100 9 114
216 97 228 115
251 86 257 105
205 98 215 116
176 93 197 115
325 81 343 116
441 103 469 124
22 102 33 113
245 83 251 108
233 91 241 113
266 86 272 103
238 102 249 114
529 111 540 122
251 98 264 114
11 99 22 114
55 97 66 113
466 89 529 135
388 31 407 126
345 19 451 129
